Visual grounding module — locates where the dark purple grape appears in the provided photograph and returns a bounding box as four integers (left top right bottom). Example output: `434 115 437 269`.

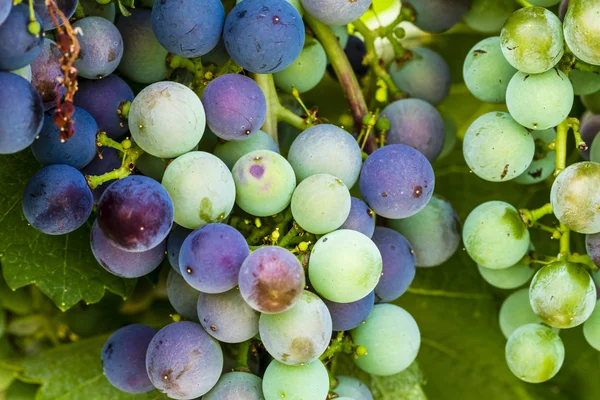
102 324 156 393
0 1 10 26
75 75 134 139
146 321 223 399
580 113 600 160
359 144 435 219
73 16 123 79
559 0 569 21
323 291 374 331
0 4 44 71
586 233 600 268
22 164 93 235
404 0 470 33
34 0 77 30
30 39 64 111
80 147 122 203
90 221 165 278
167 224 193 274
327 35 369 79
0 72 44 155
371 227 416 302
238 246 305 314
179 223 249 293
338 197 376 238
97 175 174 252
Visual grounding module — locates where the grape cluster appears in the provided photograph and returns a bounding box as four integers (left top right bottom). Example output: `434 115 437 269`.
460 0 600 385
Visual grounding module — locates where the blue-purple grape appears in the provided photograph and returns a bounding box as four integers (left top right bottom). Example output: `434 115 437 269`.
0 4 44 71
167 225 193 274
0 0 10 26
323 291 374 331
167 269 200 321
339 197 375 238
299 0 370 25
273 36 327 94
327 35 369 78
371 227 415 302
30 39 64 111
33 0 77 30
587 233 600 268
403 0 470 33
334 376 373 400
73 17 123 79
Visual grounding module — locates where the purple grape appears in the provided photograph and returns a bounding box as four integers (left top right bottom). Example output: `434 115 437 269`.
31 107 98 169
167 269 200 321
559 0 569 21
371 227 416 302
0 4 44 71
403 0 470 33
73 17 123 79
0 72 44 155
75 75 134 139
179 224 249 293
22 164 93 235
238 246 305 314
327 35 369 79
146 322 223 399
580 113 600 160
34 0 77 30
80 147 122 203
586 233 600 268
323 291 374 331
359 144 435 219
90 221 166 278
151 0 224 58
338 197 376 238
0 1 10 26
30 39 64 111
167 225 193 274
97 175 174 252
201 74 267 141
102 324 156 394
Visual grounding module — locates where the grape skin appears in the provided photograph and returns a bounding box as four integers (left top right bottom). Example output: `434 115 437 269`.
338 197 375 238
513 128 556 185
166 225 193 273
203 372 264 400
586 233 600 268
582 90 600 114
300 0 370 25
262 360 329 400
31 39 64 111
0 0 10 25
569 69 600 96
334 376 373 400
371 227 415 302
462 0 514 33
478 262 534 290
214 130 279 170
166 269 200 321
0 4 44 71
402 0 470 33
79 0 116 22
499 288 542 339
33 0 77 30
564 0 600 66
73 17 123 79
274 37 327 94
583 300 600 351
323 291 374 332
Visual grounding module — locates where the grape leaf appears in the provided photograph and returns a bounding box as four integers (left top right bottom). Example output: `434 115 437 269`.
0 152 136 311
0 335 167 400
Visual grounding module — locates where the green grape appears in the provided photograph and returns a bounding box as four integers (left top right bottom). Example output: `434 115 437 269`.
274 37 327 94
213 130 279 170
591 135 600 163
463 0 514 34
291 174 351 234
478 260 534 290
309 229 382 303
582 90 600 114
505 323 564 383
583 300 600 351
463 37 517 104
550 161 600 234
262 360 329 400
135 153 167 182
438 112 456 159
462 201 530 269
564 0 600 66
500 7 564 74
506 69 574 130
514 128 556 185
162 151 235 229
530 261 596 328
463 112 534 182
10 65 32 82
333 376 373 400
331 25 349 49
528 0 560 5
499 288 542 339
351 304 420 376
232 150 296 217
569 70 600 96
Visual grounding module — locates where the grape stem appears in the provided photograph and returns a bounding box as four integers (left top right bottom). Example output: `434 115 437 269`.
568 253 599 272
235 340 251 372
319 331 347 363
558 223 570 260
555 118 582 175
519 203 553 227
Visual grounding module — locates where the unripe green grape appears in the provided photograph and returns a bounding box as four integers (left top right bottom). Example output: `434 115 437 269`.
514 128 556 185
529 261 596 328
463 0 514 33
583 300 600 350
500 6 564 74
527 0 560 5
505 323 564 383
274 37 327 94
478 261 534 289
499 288 542 339
213 130 279 170
564 0 600 66
506 69 574 130
463 112 534 182
550 161 600 234
569 70 600 96
262 360 329 400
462 201 530 269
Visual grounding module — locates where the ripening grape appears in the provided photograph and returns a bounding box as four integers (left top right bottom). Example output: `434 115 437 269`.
323 291 374 332
586 233 600 268
351 304 420 376
203 372 264 400
569 70 600 96
214 130 279 170
371 227 415 302
31 39 64 111
564 0 600 66
500 6 564 74
274 36 327 94
529 261 596 328
463 112 534 182
334 376 374 400
505 323 564 383
339 197 376 238
478 261 534 290
262 360 329 400
0 4 44 71
506 69 574 131
73 17 123 79
462 0 514 33
300 0 370 25
403 0 470 33
463 36 517 104
462 201 530 269
514 128 556 185
166 269 200 321
499 288 542 339
550 161 600 234
583 300 600 351
309 230 383 303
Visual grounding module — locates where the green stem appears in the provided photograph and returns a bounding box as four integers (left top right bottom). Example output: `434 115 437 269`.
278 223 301 248
568 253 599 272
118 101 131 120
568 117 586 151
97 132 124 152
235 341 251 372
277 106 311 131
573 59 600 75
319 331 346 362
554 119 569 176
519 203 553 227
558 223 570 259
86 135 144 189
532 222 562 239
253 73 279 145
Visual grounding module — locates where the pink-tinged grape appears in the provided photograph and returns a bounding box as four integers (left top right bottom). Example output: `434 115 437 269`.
529 261 596 328
462 201 530 269
309 229 382 303
514 128 556 185
214 130 279 170
333 376 373 400
262 360 329 400
587 233 600 268
583 300 600 351
402 0 469 33
499 288 542 339
339 197 375 238
323 291 374 332
203 372 264 400
299 0 370 25
351 304 420 376
238 246 305 314
166 269 200 321
371 227 415 302
463 0 514 33
73 17 123 79
564 0 600 66
274 36 327 94
550 162 600 234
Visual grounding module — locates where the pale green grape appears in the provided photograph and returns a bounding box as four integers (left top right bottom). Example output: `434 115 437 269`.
291 174 351 234
438 112 456 159
463 37 517 104
569 69 600 96
331 25 349 48
462 201 530 269
591 135 600 163
463 112 534 182
500 6 564 74
233 150 296 217
309 229 382 303
514 128 556 185
583 300 600 351
564 0 600 66
274 37 327 94
506 69 574 130
214 130 279 170
463 0 514 33
478 261 534 289
505 323 564 383
334 376 373 400
203 372 263 400
550 161 600 233
162 151 235 229
499 289 542 339
529 261 596 328
262 360 329 400
351 304 420 376
135 153 167 182
583 90 600 114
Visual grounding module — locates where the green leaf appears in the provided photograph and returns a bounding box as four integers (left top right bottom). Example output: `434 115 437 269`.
118 0 132 16
0 278 33 315
0 152 136 311
0 335 167 400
